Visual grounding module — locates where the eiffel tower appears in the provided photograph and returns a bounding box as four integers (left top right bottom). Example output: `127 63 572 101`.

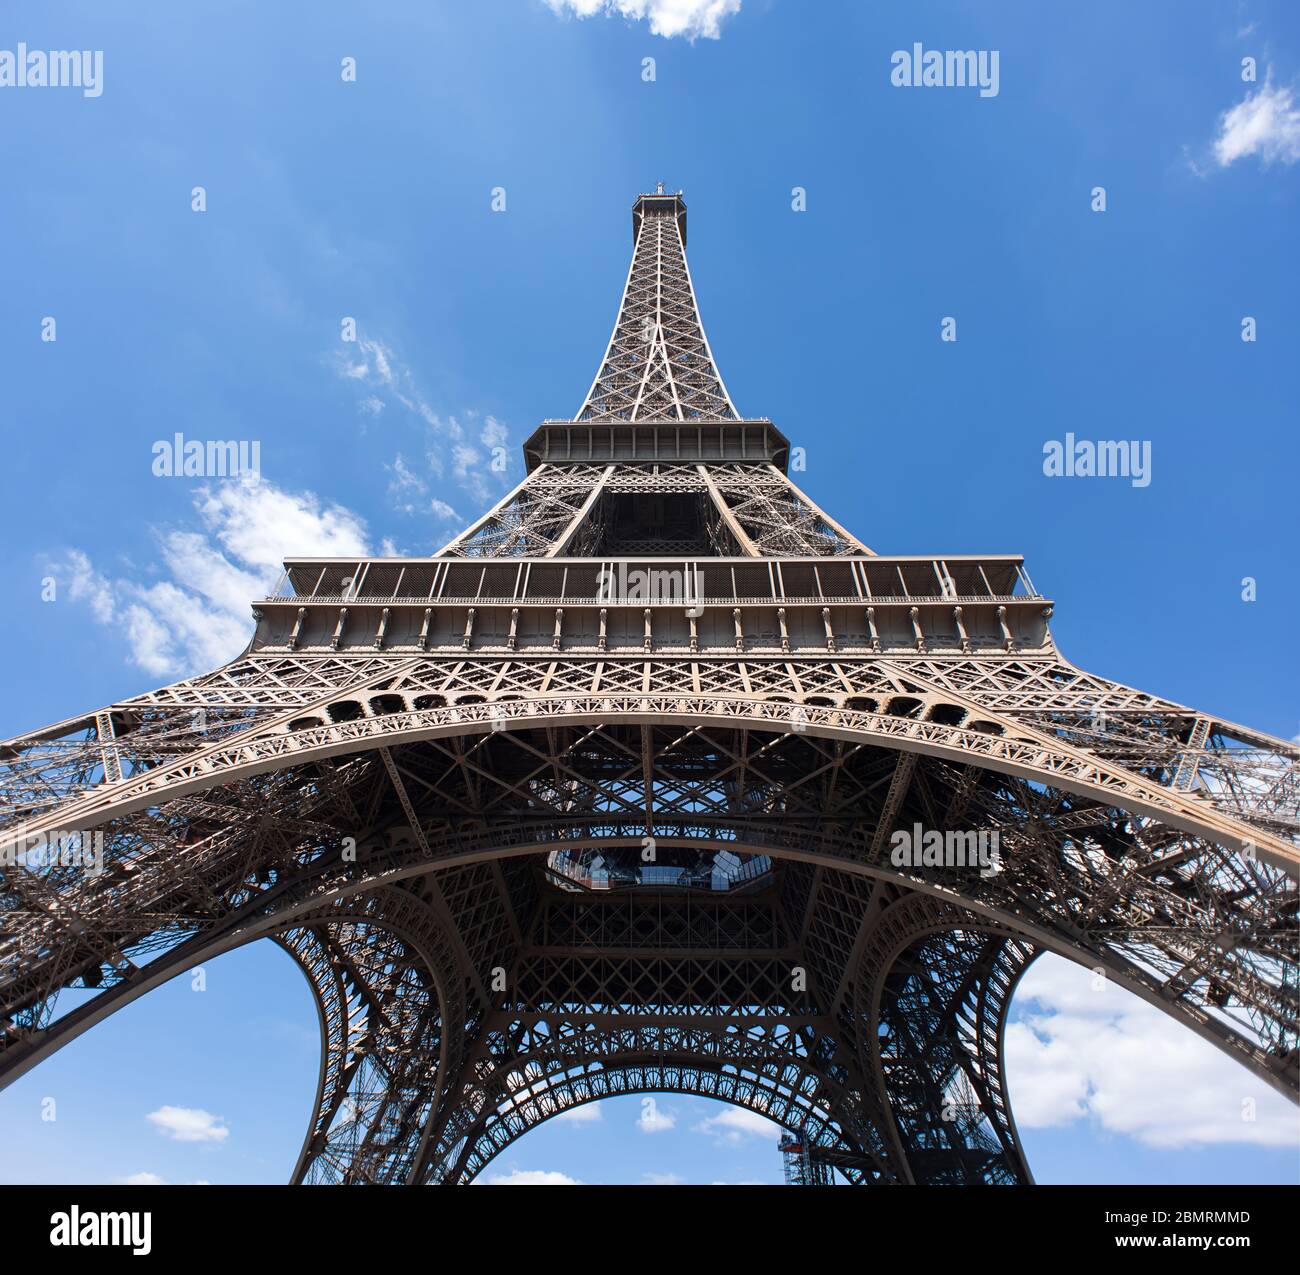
1 186 1296 1185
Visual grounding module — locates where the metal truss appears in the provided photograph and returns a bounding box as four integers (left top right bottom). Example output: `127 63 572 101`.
703 463 871 556
435 461 868 559
850 893 1036 1184
438 464 611 558
0 188 1295 1186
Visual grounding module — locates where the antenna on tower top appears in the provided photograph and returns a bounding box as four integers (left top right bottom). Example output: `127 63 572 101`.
655 181 665 194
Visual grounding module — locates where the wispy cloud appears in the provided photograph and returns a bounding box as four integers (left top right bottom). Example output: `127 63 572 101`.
1006 956 1300 1148
53 476 370 678
145 1106 230 1144
692 1107 782 1145
544 0 741 40
332 332 511 517
386 454 465 525
64 550 116 624
385 452 427 516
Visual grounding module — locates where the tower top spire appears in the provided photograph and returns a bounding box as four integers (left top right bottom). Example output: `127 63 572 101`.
577 187 735 421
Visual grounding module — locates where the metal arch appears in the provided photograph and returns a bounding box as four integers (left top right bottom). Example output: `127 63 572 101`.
445 1065 871 1185
2 693 1288 867
977 939 1039 1181
4 815 1289 1125
0 707 1294 1096
0 880 465 1186
411 872 890 1182
417 891 896 1183
275 926 346 1182
0 821 1294 1190
2 670 1289 1091
7 653 1294 849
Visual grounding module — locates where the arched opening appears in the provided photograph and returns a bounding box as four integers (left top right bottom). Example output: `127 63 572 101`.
0 941 319 1186
469 1092 832 1186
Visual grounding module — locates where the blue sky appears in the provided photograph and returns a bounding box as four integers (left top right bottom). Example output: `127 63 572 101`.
1 0 1297 1185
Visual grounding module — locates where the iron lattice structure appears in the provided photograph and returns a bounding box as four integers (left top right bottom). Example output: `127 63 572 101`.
1 187 1297 1186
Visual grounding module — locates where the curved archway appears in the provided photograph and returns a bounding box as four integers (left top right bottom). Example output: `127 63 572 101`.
2 707 1295 1185
448 1063 862 1184
8 696 1286 867
463 1083 854 1186
0 938 320 1187
4 831 1284 1108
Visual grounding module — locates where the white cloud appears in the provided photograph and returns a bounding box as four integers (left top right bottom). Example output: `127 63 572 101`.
544 0 741 40
430 498 460 521
1211 82 1300 167
693 1106 783 1145
554 1104 603 1125
637 1101 677 1133
145 1106 230 1144
125 581 253 676
121 602 182 678
118 1171 166 1185
55 476 369 678
1006 955 1300 1149
195 477 368 569
480 1167 582 1185
642 1171 685 1184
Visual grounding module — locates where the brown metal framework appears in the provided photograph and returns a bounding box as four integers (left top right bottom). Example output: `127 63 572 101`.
1 188 1296 1184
